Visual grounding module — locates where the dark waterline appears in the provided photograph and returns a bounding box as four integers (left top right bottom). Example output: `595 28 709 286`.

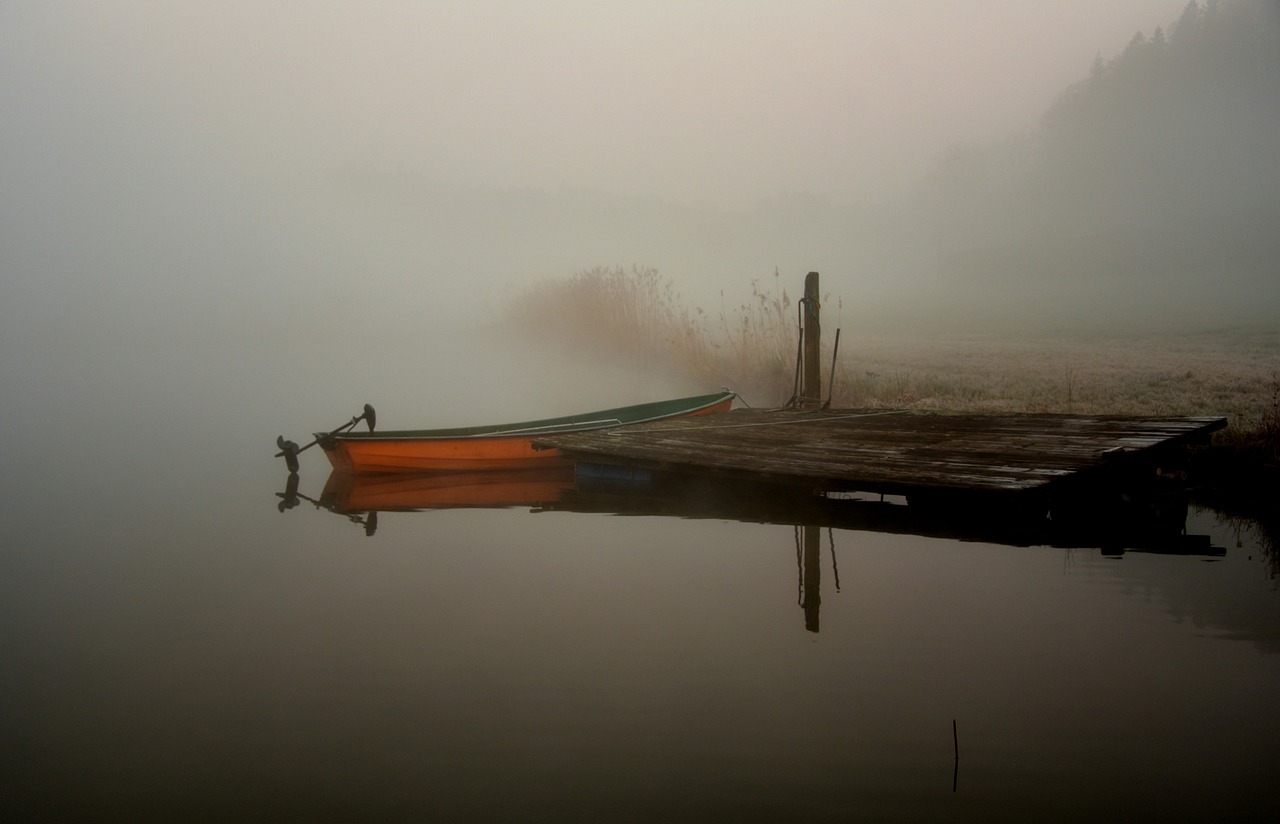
2 340 1278 822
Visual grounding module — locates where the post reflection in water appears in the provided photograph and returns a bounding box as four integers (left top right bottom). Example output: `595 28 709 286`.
798 524 821 633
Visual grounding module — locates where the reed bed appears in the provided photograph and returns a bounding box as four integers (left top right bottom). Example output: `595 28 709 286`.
504 267 802 402
502 267 1279 482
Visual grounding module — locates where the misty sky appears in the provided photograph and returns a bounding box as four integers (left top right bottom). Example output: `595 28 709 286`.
4 1 1190 204
1 0 1204 348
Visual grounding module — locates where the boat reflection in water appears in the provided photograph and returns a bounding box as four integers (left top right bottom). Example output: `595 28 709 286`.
320 461 578 512
276 463 1224 633
276 462 578 536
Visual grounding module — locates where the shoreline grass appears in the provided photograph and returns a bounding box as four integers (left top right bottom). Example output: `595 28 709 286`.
502 267 1279 488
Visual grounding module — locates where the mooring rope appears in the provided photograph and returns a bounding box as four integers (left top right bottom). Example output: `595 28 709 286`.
601 408 908 436
785 300 806 408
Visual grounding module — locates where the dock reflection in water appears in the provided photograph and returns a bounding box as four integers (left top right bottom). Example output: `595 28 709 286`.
277 463 1226 634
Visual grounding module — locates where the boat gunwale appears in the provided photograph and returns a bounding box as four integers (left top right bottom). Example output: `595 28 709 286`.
326 391 735 442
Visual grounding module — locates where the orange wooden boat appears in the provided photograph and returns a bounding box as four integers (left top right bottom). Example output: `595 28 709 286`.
314 391 735 475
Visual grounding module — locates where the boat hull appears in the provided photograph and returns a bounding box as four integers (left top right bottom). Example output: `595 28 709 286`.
324 435 569 473
319 391 734 475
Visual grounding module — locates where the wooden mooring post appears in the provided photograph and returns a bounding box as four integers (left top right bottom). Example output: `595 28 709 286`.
801 271 821 406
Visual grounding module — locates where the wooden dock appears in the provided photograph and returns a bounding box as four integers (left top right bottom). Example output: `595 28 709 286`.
534 408 1227 499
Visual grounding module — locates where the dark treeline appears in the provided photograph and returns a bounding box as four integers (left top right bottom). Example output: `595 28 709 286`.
921 0 1280 326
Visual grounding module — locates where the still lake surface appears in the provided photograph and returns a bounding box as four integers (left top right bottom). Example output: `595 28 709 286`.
2 336 1278 822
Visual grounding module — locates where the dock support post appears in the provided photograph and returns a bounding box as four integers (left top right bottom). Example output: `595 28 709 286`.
802 271 821 405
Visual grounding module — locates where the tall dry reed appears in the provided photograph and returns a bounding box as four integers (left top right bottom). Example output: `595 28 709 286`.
504 266 809 404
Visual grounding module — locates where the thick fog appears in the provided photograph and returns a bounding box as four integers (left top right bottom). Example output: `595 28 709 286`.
11 0 1248 345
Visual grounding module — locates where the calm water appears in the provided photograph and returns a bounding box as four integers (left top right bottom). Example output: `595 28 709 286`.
2 338 1278 822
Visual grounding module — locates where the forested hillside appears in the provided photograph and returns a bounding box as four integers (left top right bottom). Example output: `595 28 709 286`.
923 0 1280 325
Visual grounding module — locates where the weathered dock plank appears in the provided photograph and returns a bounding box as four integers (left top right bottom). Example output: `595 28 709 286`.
534 408 1227 496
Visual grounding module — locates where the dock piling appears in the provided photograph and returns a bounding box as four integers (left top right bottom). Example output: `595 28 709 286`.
802 271 821 406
